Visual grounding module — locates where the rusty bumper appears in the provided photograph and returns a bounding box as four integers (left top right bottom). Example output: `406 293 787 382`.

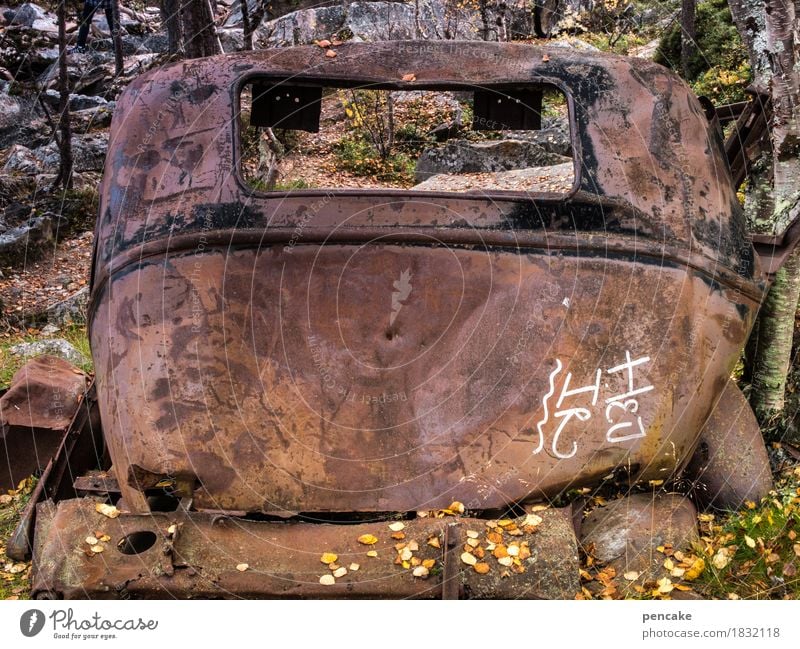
31 499 579 599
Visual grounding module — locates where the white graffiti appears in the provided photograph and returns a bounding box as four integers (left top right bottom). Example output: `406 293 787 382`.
534 351 654 459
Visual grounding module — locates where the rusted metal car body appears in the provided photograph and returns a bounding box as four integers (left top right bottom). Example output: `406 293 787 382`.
25 41 795 598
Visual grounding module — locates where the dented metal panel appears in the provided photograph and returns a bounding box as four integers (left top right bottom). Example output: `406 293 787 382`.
88 42 765 518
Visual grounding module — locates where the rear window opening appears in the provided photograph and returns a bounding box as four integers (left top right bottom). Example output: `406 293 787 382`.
238 80 575 196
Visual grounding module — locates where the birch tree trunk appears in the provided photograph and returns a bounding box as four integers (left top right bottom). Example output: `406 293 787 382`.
730 0 800 418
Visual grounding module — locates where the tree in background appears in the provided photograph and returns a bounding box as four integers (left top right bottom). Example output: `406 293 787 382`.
161 0 222 58
54 0 72 189
728 0 800 423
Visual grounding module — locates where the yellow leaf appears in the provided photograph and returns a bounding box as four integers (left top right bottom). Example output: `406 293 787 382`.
319 574 335 585
388 521 405 532
95 503 120 519
320 552 338 565
236 563 249 572
357 534 378 545
657 577 674 594
460 552 477 566
712 549 730 570
744 535 756 549
684 557 705 580
366 550 378 558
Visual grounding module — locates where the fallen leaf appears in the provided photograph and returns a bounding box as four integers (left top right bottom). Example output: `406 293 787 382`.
466 537 480 548
391 532 406 540
90 545 104 554
422 559 436 569
657 577 674 594
461 552 477 566
367 550 378 558
401 73 417 82
236 563 249 572
400 547 413 561
412 565 429 578
474 562 490 574
745 535 756 549
623 571 639 581
407 540 419 552
684 557 705 580
0 494 11 505
357 534 378 545
522 514 542 527
427 536 441 549
319 574 335 585
316 39 332 48
497 556 513 567
507 544 520 557
712 549 730 570
95 503 120 519
325 50 337 58
783 562 797 577
388 521 406 532
466 530 479 539
349 563 360 571
333 566 347 578
448 501 465 514
671 567 686 578
85 536 99 546
673 583 692 591
320 552 338 565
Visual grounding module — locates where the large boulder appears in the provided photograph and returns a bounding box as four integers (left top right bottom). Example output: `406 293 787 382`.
415 138 570 183
0 214 54 264
3 3 58 33
9 338 89 367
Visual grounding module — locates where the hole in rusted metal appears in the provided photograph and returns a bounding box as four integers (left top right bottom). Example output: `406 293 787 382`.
147 493 180 512
117 531 157 555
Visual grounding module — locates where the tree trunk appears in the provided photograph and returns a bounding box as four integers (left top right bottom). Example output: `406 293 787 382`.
162 0 183 56
54 0 72 190
680 0 696 78
730 0 800 419
109 0 124 75
241 0 252 50
750 249 800 415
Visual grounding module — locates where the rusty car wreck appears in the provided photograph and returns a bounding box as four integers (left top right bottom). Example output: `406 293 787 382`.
2 40 796 598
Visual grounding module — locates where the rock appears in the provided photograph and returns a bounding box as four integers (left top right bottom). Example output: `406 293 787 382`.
2 144 43 174
3 3 56 32
685 380 774 511
218 27 244 53
0 91 22 147
257 5 347 47
42 89 109 112
414 161 574 193
415 139 570 183
26 133 108 174
38 287 89 327
503 123 572 159
9 338 89 367
3 201 32 227
0 214 54 264
579 494 698 583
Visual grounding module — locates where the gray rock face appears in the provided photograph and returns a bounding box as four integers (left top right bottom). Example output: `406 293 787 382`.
0 92 23 148
39 287 90 327
3 3 55 31
415 139 570 183
42 90 109 112
0 214 54 264
9 338 89 367
4 134 107 174
255 0 550 47
414 160 574 193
